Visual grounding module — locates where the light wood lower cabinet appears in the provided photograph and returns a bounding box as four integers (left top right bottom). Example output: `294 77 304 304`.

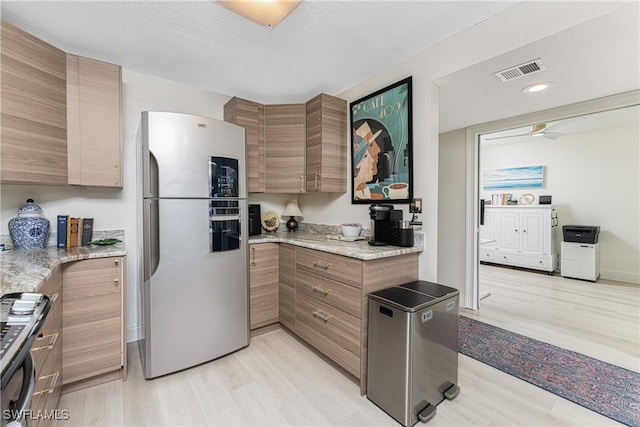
278 244 296 330
249 243 279 330
61 256 125 391
294 247 419 394
31 266 63 427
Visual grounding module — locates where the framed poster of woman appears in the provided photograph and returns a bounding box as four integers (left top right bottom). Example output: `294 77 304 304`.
350 76 413 204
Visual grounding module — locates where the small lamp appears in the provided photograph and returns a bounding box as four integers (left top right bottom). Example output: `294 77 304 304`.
282 199 303 232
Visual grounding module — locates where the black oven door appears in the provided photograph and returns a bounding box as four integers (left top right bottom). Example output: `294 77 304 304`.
1 342 36 427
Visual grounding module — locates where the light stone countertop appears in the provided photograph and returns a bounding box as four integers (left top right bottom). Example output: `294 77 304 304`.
249 231 423 260
1 231 126 295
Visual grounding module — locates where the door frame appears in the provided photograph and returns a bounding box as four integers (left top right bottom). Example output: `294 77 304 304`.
463 90 639 310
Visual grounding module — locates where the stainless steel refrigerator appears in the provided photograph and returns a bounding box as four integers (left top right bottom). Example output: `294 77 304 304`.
139 111 249 379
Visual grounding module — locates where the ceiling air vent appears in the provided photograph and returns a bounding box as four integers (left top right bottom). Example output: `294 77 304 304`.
494 59 547 82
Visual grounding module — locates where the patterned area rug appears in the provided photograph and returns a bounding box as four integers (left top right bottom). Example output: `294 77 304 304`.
458 316 640 426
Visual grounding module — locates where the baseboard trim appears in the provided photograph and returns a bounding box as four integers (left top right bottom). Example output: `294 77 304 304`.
600 269 640 285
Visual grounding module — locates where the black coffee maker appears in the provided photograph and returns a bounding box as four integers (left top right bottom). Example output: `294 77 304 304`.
368 204 414 247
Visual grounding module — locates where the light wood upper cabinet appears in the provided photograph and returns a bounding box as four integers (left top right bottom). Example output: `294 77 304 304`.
62 256 126 390
264 104 306 193
249 243 279 330
0 20 67 185
66 54 122 187
305 94 347 193
224 97 265 192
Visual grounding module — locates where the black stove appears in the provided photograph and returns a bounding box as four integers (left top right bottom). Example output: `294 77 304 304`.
1 293 51 390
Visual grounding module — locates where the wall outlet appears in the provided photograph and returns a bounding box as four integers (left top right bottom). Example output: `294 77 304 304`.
410 198 422 213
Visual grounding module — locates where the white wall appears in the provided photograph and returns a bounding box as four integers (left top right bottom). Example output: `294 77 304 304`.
480 122 640 283
437 129 468 297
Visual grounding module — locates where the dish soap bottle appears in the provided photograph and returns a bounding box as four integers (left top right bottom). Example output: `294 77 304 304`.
8 199 50 249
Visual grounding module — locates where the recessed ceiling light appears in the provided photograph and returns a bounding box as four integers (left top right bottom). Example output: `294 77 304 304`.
522 82 552 94
217 0 302 29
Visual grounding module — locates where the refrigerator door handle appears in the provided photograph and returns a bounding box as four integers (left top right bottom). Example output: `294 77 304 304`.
143 199 160 281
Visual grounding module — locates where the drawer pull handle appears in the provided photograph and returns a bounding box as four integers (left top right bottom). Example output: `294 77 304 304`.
312 310 330 322
250 247 256 266
313 261 331 270
32 332 58 351
312 286 331 296
114 278 119 287
33 370 59 396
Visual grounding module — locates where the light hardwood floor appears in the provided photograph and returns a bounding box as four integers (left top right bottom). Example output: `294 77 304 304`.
466 264 640 373
58 327 622 426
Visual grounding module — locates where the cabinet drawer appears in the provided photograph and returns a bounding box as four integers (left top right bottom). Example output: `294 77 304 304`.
295 292 360 376
31 349 56 414
479 249 495 261
561 242 597 261
296 248 362 287
499 252 548 270
296 270 360 318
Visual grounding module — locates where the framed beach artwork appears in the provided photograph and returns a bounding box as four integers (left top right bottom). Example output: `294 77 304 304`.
350 77 413 204
483 165 545 190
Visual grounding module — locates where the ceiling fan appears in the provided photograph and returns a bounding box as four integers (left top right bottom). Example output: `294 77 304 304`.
485 122 564 141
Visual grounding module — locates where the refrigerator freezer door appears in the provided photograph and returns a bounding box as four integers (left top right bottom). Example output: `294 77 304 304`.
142 111 247 199
142 198 249 378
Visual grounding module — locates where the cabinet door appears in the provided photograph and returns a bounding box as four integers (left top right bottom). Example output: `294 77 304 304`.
499 211 520 250
224 97 265 192
1 21 67 185
520 211 546 253
480 209 498 247
305 94 347 193
279 244 296 330
62 257 124 385
67 54 122 187
264 104 306 193
249 243 279 329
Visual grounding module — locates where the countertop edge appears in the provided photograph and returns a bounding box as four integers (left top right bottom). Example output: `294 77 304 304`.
1 244 127 295
248 233 423 260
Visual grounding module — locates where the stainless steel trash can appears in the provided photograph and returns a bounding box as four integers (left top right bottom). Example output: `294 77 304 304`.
367 280 460 426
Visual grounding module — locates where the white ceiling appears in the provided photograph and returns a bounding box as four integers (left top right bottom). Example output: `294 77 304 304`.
436 1 640 133
480 104 640 147
0 0 517 104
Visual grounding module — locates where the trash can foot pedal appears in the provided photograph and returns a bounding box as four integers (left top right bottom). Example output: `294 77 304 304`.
418 404 437 423
444 384 460 400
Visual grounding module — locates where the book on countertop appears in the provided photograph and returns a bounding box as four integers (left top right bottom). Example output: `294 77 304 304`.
69 217 80 247
57 215 68 248
78 218 83 248
81 218 94 246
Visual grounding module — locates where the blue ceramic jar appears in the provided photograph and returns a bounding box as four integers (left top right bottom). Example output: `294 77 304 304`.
8 199 50 249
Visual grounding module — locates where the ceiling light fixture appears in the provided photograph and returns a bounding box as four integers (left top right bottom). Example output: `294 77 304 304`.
522 82 552 94
217 0 302 29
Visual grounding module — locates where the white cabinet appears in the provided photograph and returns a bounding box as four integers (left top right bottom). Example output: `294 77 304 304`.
480 206 558 273
561 242 600 281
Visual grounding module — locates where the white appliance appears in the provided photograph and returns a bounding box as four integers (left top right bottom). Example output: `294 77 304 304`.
139 111 249 379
